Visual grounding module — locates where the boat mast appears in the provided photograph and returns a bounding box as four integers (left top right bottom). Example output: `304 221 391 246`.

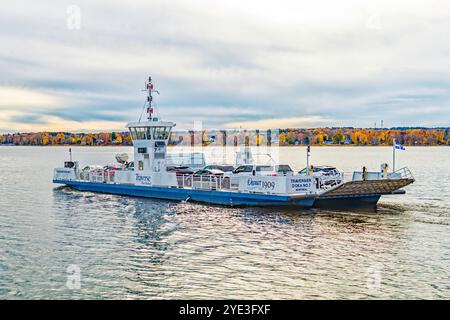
145 76 159 121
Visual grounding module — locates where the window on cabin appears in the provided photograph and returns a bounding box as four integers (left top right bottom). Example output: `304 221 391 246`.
146 128 152 140
129 128 137 140
138 160 144 171
139 128 148 140
130 126 171 140
130 127 152 140
153 127 171 140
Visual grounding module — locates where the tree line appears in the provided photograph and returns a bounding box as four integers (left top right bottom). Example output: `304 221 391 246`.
0 128 448 146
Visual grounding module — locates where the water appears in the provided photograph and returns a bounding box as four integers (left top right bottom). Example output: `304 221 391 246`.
0 146 448 299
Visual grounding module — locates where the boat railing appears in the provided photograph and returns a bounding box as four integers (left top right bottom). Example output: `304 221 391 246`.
352 166 413 181
79 171 90 181
177 174 193 188
341 172 354 183
177 174 237 191
79 170 116 183
389 167 414 180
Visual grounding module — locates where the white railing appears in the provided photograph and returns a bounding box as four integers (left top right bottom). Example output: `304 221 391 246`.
341 172 354 183
79 171 90 181
390 167 414 180
177 174 193 188
352 166 413 181
79 170 238 190
79 170 116 183
176 174 237 191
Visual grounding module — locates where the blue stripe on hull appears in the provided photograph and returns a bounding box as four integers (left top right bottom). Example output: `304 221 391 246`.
314 194 381 208
53 180 315 207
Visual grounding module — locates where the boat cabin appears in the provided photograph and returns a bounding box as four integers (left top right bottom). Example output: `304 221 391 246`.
126 120 175 174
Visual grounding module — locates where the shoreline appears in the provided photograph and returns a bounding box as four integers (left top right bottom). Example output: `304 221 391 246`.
0 144 447 148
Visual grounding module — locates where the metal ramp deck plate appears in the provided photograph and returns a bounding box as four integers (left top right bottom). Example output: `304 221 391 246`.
320 178 415 197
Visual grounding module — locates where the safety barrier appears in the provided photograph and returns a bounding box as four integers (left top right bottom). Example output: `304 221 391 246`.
177 174 236 191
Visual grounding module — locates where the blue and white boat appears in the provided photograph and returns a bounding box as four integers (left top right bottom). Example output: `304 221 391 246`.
53 77 415 208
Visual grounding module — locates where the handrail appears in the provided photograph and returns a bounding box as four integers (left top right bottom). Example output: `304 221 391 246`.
391 167 414 180
177 174 236 191
352 166 413 182
79 169 117 183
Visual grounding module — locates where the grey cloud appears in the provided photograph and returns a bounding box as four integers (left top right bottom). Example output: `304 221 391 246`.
8 114 47 125
1 0 450 131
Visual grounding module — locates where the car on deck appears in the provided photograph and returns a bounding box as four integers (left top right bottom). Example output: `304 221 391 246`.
203 165 235 173
193 169 225 176
230 164 293 176
298 165 342 186
167 165 195 176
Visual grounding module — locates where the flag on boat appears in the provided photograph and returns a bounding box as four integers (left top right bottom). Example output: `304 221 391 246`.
394 141 405 150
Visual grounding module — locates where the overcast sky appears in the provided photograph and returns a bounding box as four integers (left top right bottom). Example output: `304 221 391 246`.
1 0 450 132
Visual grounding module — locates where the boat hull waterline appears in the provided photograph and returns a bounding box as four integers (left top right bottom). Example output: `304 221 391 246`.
54 180 316 207
54 179 393 208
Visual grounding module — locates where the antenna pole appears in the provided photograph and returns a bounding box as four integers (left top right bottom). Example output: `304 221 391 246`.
393 138 396 172
146 76 154 121
306 145 311 175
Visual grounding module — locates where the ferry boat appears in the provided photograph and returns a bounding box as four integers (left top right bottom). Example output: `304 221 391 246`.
53 77 415 208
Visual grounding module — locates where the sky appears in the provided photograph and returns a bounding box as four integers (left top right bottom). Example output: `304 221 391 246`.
1 0 450 133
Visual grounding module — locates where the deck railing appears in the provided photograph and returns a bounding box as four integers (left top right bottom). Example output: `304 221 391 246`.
389 167 414 180
79 170 115 183
352 166 413 181
177 174 237 191
79 171 238 191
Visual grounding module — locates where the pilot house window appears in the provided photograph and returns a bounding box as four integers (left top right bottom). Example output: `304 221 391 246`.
129 127 148 140
130 128 137 140
153 127 170 140
129 127 170 140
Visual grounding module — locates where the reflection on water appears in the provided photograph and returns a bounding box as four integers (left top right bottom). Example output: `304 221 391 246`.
0 146 449 299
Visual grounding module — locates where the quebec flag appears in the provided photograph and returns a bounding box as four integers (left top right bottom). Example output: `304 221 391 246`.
394 141 405 150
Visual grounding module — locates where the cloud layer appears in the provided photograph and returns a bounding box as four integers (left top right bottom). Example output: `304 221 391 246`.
1 0 450 132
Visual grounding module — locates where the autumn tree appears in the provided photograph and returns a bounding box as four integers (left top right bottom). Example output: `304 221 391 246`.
332 132 345 144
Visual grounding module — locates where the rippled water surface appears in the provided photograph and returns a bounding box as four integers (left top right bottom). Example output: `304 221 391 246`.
0 146 449 299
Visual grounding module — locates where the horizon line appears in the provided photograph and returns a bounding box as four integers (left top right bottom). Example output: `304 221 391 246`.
1 126 450 135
